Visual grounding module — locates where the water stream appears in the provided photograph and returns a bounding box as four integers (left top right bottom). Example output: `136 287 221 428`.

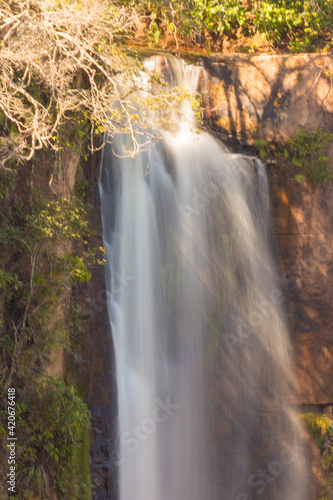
99 56 309 500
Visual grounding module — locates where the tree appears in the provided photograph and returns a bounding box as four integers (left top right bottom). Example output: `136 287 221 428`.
0 0 188 172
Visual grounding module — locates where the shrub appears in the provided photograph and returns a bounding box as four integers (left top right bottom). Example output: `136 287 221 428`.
6 377 91 499
287 129 333 185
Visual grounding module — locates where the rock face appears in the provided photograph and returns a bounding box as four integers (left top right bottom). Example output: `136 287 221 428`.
74 152 117 500
204 53 333 406
204 53 333 145
269 158 333 406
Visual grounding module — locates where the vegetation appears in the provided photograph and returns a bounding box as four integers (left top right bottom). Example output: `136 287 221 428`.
300 412 332 446
0 188 100 383
12 377 91 499
0 0 332 171
133 0 333 52
0 0 332 498
0 163 102 497
0 0 197 172
0 1 197 497
254 138 270 160
300 412 333 500
287 129 333 185
0 0 331 170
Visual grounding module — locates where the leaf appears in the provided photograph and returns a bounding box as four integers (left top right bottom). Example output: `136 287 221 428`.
259 149 268 160
295 173 305 183
292 157 302 167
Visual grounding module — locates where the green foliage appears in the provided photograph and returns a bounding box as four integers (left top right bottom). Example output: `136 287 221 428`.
75 179 90 200
72 425 92 500
1 376 91 499
287 129 333 185
147 14 161 46
294 173 306 183
67 256 92 283
0 168 104 498
136 0 247 43
300 412 333 500
27 196 90 240
0 270 22 293
134 0 333 52
0 191 102 379
300 412 333 447
254 0 333 51
181 0 247 37
254 138 270 160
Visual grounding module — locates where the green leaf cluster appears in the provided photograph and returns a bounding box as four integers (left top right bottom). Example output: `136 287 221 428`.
254 0 333 52
0 377 91 499
135 0 333 52
0 171 104 498
300 412 333 499
300 412 333 446
287 129 333 185
27 197 90 241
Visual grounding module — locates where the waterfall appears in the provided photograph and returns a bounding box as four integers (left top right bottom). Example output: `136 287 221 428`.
99 56 310 500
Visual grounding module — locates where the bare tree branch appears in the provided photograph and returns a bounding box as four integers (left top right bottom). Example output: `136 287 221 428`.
0 0 190 171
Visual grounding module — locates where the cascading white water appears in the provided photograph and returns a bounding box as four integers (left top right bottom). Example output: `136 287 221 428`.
99 56 310 500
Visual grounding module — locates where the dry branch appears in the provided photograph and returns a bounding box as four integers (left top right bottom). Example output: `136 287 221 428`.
0 0 188 171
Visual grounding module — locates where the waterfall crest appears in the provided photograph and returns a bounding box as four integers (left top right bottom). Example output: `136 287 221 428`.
99 56 310 500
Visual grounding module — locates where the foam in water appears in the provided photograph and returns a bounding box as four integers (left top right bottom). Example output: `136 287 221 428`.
99 56 310 500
